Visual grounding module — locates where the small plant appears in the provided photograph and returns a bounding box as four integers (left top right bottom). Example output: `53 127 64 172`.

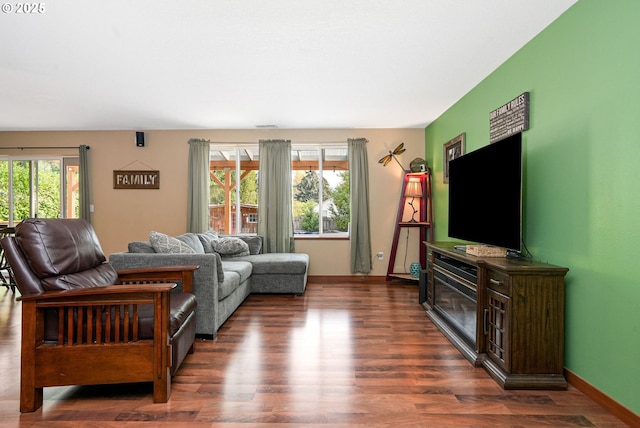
299 203 319 232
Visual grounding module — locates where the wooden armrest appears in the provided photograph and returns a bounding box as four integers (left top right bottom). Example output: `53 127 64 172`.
117 265 199 293
116 265 199 276
18 283 176 302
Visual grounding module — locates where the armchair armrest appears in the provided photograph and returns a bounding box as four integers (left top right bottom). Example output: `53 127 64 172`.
17 282 176 303
116 265 199 293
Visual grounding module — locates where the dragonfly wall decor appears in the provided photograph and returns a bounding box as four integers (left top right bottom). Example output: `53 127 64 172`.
378 142 406 171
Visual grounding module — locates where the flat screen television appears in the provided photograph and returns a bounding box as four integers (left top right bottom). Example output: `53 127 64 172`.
448 132 522 252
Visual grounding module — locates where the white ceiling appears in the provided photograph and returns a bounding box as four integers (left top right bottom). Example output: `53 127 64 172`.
0 0 577 131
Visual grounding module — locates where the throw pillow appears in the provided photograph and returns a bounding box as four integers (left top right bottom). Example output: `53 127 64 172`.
176 233 205 254
197 231 219 254
205 230 219 239
149 231 196 254
212 236 250 257
220 234 262 255
239 235 262 255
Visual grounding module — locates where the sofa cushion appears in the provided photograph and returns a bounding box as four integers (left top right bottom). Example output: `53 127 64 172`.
221 261 252 284
149 231 196 254
176 233 205 254
218 271 240 301
212 251 225 284
229 253 309 275
128 241 156 253
212 236 250 257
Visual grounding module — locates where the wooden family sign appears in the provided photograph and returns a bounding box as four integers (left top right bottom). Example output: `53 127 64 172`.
489 92 530 143
113 170 160 189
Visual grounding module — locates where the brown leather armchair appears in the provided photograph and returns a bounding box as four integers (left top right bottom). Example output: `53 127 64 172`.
1 218 198 412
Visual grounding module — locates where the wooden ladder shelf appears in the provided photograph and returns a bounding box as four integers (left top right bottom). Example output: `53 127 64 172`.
386 170 433 281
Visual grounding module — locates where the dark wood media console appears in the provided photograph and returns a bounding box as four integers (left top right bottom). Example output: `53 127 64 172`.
423 242 569 389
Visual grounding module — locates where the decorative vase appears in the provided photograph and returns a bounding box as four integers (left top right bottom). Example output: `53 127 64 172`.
410 158 427 172
410 262 421 278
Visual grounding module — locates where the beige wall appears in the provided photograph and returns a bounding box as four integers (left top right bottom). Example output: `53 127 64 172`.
0 128 426 276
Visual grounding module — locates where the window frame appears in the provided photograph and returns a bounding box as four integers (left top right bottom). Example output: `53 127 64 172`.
0 154 79 226
208 143 350 239
209 145 258 235
291 145 349 238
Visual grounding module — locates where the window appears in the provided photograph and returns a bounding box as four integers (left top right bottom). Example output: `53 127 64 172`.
0 156 80 226
292 146 349 237
209 146 258 235
208 144 349 238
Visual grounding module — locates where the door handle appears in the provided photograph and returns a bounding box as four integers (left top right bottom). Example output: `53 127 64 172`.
483 308 489 335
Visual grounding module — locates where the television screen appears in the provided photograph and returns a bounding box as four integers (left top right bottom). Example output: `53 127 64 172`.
448 132 522 251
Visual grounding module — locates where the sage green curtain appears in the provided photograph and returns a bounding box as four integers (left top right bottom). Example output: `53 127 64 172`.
187 139 211 233
78 145 91 222
257 139 294 253
348 138 372 273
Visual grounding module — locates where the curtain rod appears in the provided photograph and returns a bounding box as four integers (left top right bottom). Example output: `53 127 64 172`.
0 146 89 150
207 141 347 146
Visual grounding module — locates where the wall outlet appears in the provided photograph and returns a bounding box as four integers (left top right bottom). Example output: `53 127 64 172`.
377 252 384 260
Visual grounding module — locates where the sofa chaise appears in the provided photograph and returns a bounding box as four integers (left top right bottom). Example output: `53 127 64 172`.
109 231 308 337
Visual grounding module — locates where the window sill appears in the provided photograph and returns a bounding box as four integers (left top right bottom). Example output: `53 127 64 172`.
294 235 349 240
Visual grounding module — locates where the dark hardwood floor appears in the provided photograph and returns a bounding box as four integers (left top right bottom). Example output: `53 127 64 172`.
0 280 629 427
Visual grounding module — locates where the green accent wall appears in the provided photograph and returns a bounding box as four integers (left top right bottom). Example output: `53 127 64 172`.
425 0 640 415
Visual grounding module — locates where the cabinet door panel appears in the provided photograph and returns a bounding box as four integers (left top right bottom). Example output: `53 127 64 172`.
486 288 510 371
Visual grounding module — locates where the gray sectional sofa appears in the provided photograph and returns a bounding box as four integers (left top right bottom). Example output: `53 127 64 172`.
109 232 309 337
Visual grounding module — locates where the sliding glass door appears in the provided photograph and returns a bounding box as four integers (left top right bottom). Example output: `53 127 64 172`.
0 156 79 226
